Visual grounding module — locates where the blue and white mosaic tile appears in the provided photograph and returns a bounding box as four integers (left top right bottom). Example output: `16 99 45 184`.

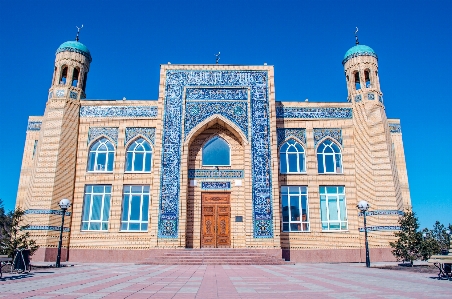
27 121 42 131
55 89 66 98
367 93 375 100
125 127 156 145
25 209 71 216
159 70 273 239
276 128 306 147
80 106 158 118
359 225 400 232
276 107 352 119
379 95 383 103
88 127 119 145
186 88 248 100
24 225 70 232
201 181 231 190
70 91 78 99
389 123 401 133
355 95 362 102
184 101 248 140
358 210 403 217
188 169 244 179
313 128 342 146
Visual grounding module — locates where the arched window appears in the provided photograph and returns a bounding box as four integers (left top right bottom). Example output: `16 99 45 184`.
317 139 342 174
125 138 152 172
279 139 306 173
60 66 68 85
87 137 115 172
202 136 230 166
364 70 371 88
72 67 80 87
354 72 361 90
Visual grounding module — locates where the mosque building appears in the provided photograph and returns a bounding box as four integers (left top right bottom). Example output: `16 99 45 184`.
15 32 411 263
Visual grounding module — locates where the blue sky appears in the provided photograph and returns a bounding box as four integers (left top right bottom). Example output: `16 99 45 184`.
0 0 450 229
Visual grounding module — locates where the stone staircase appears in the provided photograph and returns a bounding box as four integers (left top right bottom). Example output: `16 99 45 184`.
139 249 290 265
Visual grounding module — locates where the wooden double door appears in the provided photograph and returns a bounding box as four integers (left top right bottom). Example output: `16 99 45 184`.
201 193 231 248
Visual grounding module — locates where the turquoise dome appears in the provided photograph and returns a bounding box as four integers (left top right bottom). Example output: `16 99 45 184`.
342 44 377 65
56 41 92 62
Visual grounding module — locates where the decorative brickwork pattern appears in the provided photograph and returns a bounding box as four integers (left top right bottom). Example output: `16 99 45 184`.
25 209 71 216
389 123 402 133
24 225 70 232
359 226 401 232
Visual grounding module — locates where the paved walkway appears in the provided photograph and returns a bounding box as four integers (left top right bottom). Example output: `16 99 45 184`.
0 263 450 298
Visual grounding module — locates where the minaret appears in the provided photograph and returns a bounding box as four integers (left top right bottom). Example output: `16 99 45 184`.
343 30 405 235
18 29 92 262
342 30 382 104
49 27 91 100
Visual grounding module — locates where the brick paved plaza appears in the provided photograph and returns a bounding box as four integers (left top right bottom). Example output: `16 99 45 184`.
0 263 450 298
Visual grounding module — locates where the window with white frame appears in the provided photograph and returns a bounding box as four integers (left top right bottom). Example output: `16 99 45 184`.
121 185 150 231
319 186 348 231
317 139 343 173
87 137 115 172
81 185 111 231
202 136 230 166
281 186 309 232
125 138 152 172
280 139 306 173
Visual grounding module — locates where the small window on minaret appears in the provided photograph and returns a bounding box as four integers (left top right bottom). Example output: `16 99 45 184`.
60 66 68 85
72 68 80 87
82 72 88 92
354 72 361 90
364 70 371 88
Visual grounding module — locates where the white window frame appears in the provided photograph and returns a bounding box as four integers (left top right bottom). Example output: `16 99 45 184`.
81 185 111 231
279 139 306 174
281 186 310 232
319 186 348 231
87 137 115 172
202 135 231 167
125 138 152 173
317 139 343 174
120 185 150 232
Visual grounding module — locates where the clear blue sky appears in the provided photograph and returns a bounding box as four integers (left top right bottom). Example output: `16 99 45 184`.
0 0 450 229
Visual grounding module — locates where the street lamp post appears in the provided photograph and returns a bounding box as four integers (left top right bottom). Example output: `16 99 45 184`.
56 198 71 268
357 200 370 268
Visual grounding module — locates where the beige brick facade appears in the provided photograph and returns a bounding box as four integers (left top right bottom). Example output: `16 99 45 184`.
15 40 411 263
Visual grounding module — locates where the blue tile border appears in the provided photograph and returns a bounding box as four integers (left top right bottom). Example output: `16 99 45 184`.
359 225 400 232
27 121 42 131
188 169 244 179
23 225 70 232
276 107 352 119
158 70 273 239
358 210 404 217
389 123 402 133
186 88 248 100
201 181 231 190
80 106 158 118
25 209 71 216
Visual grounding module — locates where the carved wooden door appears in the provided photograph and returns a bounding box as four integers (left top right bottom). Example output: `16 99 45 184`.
201 193 231 248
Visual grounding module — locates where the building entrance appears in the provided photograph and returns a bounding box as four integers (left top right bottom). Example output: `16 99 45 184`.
201 193 231 248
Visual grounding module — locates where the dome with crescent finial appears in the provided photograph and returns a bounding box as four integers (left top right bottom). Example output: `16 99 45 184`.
342 44 377 65
56 41 92 62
